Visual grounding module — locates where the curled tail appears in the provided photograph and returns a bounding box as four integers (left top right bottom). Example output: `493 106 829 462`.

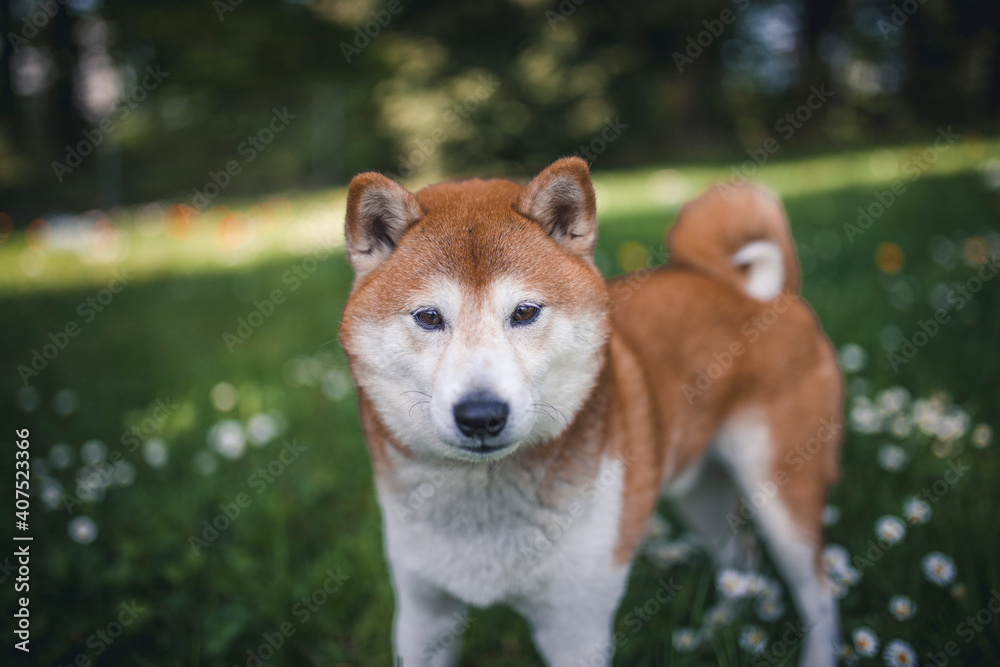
666 183 800 301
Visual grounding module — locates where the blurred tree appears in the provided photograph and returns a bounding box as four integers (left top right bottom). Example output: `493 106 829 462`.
0 0 997 220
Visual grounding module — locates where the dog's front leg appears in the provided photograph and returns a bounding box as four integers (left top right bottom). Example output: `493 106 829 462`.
516 566 630 667
391 566 468 667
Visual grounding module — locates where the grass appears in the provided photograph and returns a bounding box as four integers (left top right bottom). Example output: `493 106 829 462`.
2 137 999 666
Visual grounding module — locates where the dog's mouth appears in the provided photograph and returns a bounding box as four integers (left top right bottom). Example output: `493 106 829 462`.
458 441 510 454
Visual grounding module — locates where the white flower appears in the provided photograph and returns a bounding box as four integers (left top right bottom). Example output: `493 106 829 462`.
81 439 108 465
756 596 785 621
875 516 906 545
888 595 916 620
903 497 931 525
646 540 694 568
883 639 917 666
890 414 912 438
672 628 699 651
852 627 879 657
49 443 75 469
142 438 169 468
68 516 99 544
717 569 750 599
208 420 246 460
704 603 735 629
972 423 993 448
878 444 908 472
922 552 956 586
839 343 868 373
247 413 279 447
823 505 841 526
739 625 767 655
850 396 882 434
876 387 910 414
935 409 969 441
834 565 861 587
823 544 851 573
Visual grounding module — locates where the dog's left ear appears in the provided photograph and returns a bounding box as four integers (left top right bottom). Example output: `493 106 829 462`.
516 157 597 260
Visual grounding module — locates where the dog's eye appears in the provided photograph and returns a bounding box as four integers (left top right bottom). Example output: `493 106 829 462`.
413 309 444 330
511 303 541 326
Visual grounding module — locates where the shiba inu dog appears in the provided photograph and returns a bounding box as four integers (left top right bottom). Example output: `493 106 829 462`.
338 157 842 667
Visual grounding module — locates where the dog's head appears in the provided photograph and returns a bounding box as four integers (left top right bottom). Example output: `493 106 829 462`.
339 157 610 462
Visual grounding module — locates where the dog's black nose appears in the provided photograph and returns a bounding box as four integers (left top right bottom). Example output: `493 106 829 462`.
453 397 509 437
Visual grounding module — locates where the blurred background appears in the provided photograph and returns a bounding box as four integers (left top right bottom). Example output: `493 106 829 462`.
1 0 999 665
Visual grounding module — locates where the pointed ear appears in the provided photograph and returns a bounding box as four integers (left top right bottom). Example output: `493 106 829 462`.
515 156 598 260
344 172 423 277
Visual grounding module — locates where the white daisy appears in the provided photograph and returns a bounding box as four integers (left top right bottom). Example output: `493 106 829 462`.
834 565 861 587
877 444 908 472
902 497 932 525
672 627 699 652
888 595 916 620
850 396 882 434
756 596 785 621
646 540 694 568
922 552 956 586
739 625 767 655
823 544 851 573
852 627 879 657
876 387 910 414
890 414 913 438
839 343 868 373
704 603 735 629
717 569 750 599
875 516 907 545
68 516 99 544
972 423 993 448
883 639 917 666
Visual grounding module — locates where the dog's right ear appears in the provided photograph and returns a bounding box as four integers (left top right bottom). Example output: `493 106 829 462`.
344 173 423 277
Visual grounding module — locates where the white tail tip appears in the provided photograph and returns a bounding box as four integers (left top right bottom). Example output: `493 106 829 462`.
732 240 784 301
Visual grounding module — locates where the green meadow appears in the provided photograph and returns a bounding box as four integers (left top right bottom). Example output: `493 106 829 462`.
2 137 999 666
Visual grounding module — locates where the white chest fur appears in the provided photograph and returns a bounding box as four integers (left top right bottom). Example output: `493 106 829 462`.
378 453 626 608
